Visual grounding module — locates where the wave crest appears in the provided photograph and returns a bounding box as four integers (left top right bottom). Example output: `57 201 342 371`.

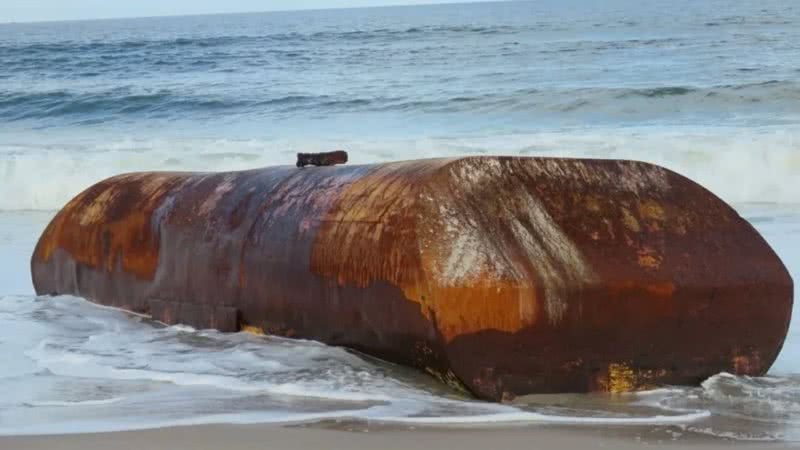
1 127 797 211
1 81 797 123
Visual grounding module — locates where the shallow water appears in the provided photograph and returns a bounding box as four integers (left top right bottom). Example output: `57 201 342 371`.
0 0 798 441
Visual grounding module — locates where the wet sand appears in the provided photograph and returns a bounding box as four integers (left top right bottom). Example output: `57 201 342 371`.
1 424 796 450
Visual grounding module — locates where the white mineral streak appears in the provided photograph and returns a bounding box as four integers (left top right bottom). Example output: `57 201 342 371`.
151 194 176 233
440 210 488 283
510 189 596 325
615 161 671 194
198 174 236 215
435 158 598 326
531 159 670 195
437 159 506 285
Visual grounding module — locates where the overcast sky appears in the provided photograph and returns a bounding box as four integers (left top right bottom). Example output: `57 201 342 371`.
1 0 496 23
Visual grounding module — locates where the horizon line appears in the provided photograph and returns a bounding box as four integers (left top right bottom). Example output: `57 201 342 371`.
0 0 510 26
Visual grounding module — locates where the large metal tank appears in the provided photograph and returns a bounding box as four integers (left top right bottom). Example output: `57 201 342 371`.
31 157 793 401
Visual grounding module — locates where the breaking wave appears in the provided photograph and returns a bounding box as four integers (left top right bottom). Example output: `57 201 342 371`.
1 126 798 211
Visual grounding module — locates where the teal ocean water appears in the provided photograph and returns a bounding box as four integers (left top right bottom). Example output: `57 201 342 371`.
0 0 798 441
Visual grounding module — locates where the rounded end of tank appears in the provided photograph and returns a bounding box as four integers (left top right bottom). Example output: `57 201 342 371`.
415 156 792 400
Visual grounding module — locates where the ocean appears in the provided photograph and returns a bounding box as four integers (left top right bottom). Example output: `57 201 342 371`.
1 0 799 441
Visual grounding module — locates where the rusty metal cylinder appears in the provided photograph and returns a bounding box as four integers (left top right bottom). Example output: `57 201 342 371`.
31 156 793 401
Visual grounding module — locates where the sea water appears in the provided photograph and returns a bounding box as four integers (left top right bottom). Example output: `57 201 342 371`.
1 0 799 441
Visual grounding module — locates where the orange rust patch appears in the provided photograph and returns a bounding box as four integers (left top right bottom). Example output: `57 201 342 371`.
419 282 537 342
644 281 676 297
733 352 763 375
608 280 676 301
241 324 265 335
607 363 635 393
733 355 750 374
598 363 666 393
637 246 662 270
639 199 666 221
584 195 602 212
638 255 660 269
34 173 185 280
310 159 548 342
309 161 437 290
621 207 641 232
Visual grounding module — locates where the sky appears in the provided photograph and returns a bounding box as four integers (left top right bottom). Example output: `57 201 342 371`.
0 0 496 23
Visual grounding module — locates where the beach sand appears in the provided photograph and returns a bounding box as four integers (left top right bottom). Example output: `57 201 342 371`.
1 424 796 450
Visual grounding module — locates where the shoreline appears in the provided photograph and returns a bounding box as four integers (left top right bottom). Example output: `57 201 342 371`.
1 423 795 450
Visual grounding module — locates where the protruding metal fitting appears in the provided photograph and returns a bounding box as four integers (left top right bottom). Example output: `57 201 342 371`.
296 150 348 168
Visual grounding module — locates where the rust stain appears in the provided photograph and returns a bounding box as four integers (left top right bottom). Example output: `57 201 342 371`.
645 281 676 297
609 280 675 298
241 324 265 335
419 282 537 341
418 158 597 331
638 254 660 269
733 352 763 375
607 363 636 393
311 158 577 340
310 160 438 290
584 195 602 212
621 207 641 232
637 246 663 270
601 364 665 393
639 199 666 221
34 173 185 279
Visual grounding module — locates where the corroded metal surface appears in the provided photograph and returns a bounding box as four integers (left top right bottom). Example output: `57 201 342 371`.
296 150 348 167
31 157 794 401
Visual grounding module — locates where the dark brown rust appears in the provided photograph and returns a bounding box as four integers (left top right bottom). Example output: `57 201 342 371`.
296 150 348 167
31 157 793 401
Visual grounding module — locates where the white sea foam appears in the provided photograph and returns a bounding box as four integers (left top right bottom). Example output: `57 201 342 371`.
379 410 711 425
0 125 798 211
0 292 731 437
25 398 124 407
